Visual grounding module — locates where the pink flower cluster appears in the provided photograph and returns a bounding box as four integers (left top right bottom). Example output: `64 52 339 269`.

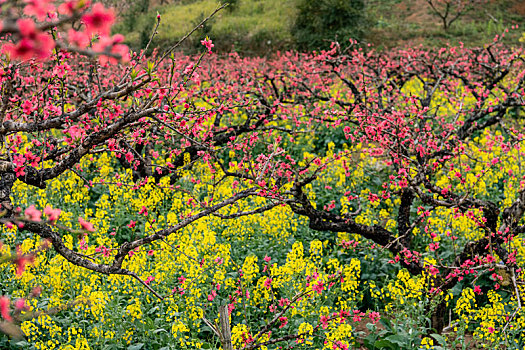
1 0 128 64
200 37 214 54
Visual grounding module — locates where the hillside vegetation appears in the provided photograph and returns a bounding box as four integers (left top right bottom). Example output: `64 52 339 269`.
115 0 525 54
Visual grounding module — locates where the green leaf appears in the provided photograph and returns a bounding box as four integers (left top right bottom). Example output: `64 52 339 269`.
373 339 398 349
431 333 447 346
128 344 144 350
379 318 394 331
385 335 408 346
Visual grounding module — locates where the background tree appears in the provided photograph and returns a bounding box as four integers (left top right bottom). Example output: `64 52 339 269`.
425 0 487 31
292 0 365 51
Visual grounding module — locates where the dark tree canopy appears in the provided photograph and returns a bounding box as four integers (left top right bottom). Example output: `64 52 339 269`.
292 0 365 50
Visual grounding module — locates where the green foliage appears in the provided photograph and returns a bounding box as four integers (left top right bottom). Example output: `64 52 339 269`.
116 0 525 53
119 0 150 32
292 0 365 50
112 0 156 51
365 0 525 49
190 11 214 50
225 0 239 12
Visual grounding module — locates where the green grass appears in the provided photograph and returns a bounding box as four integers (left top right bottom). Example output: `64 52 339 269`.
116 0 298 54
115 0 525 54
365 0 525 49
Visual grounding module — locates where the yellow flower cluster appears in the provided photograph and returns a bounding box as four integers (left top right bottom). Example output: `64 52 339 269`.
2 75 525 349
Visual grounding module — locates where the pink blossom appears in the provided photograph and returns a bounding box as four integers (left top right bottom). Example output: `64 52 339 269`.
429 242 440 251
207 290 217 301
67 29 91 48
0 297 12 321
333 341 348 350
144 275 155 285
313 280 324 294
278 316 288 328
139 206 148 216
125 151 134 164
278 298 290 307
24 205 42 221
14 250 34 276
428 265 439 276
82 3 115 36
92 34 129 65
78 217 95 232
31 286 42 297
44 206 61 223
264 277 272 290
352 310 364 322
66 125 82 141
14 298 27 311
368 311 380 324
200 37 214 54
22 100 34 115
14 165 26 177
58 0 89 16
23 0 55 21
3 19 54 60
320 315 329 329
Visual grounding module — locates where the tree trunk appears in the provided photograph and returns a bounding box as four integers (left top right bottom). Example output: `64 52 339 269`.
429 298 447 334
219 305 233 350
